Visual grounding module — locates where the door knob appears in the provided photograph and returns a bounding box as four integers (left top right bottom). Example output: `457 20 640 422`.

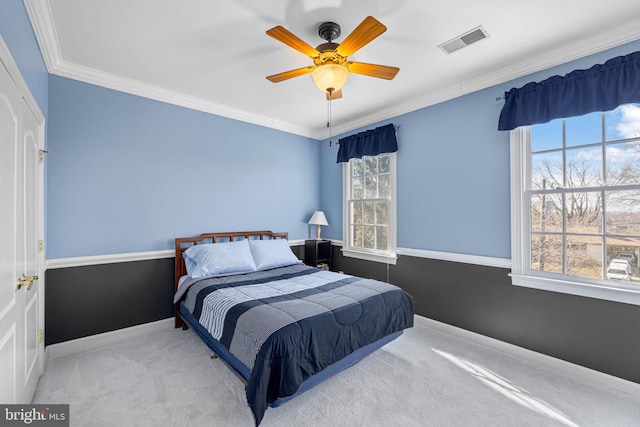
17 275 38 290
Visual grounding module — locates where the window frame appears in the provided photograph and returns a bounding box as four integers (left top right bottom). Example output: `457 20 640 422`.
342 152 398 265
510 126 640 306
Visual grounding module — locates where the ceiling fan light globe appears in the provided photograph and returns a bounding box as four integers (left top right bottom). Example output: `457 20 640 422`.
311 64 349 93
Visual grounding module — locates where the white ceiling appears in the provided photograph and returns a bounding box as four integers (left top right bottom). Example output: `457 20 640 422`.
25 0 640 140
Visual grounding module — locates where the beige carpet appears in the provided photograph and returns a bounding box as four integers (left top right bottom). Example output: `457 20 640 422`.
33 317 640 426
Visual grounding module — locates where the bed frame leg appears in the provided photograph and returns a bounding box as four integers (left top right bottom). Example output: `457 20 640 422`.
175 310 189 330
174 305 182 329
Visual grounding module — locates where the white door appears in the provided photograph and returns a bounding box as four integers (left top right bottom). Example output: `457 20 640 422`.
18 95 43 401
0 45 45 404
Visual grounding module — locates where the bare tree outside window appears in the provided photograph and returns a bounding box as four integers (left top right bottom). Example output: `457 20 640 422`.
529 104 640 283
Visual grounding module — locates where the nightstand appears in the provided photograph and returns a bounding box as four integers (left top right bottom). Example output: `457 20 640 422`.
305 239 331 269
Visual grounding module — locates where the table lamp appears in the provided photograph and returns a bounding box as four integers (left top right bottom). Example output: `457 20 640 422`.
308 211 329 240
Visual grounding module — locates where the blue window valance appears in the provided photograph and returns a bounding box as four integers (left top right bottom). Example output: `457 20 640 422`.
336 123 398 163
498 51 640 131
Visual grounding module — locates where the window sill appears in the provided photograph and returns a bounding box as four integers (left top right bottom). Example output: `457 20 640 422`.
510 274 640 306
341 248 398 265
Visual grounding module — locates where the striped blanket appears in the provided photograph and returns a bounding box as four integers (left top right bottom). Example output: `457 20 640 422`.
181 263 414 424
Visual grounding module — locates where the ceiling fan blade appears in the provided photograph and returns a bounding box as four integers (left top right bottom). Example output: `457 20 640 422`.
326 89 343 100
266 26 321 58
335 16 387 57
347 62 399 80
266 66 316 83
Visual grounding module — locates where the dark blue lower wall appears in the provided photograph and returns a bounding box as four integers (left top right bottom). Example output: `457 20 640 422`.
45 245 640 385
331 247 640 384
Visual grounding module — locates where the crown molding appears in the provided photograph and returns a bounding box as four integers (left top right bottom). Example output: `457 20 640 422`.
312 18 640 140
23 0 60 73
50 59 316 138
26 0 640 141
23 1 315 139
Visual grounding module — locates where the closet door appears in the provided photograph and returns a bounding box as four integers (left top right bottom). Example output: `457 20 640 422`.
18 95 43 401
0 50 44 403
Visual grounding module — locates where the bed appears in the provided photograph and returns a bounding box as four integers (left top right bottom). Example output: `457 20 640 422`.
174 231 414 425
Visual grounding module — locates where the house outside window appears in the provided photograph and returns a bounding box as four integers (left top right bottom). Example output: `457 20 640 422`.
510 103 640 305
342 153 397 264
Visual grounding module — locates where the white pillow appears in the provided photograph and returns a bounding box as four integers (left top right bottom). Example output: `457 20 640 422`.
183 239 257 278
249 239 301 270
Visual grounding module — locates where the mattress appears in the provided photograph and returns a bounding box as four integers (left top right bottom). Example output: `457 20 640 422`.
177 263 414 424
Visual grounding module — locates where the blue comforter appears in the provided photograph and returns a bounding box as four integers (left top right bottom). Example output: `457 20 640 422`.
180 264 414 424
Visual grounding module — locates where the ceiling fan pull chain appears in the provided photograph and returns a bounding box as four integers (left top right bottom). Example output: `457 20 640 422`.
327 98 333 146
327 99 330 129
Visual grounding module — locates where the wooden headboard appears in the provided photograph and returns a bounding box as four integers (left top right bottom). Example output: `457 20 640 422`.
174 230 288 328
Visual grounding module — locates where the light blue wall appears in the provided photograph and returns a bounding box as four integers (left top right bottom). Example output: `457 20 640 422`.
47 76 320 258
0 0 48 117
319 39 640 259
6 1 638 261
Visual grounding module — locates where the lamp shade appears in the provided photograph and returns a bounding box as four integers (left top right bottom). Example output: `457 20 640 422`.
308 211 329 226
311 64 349 94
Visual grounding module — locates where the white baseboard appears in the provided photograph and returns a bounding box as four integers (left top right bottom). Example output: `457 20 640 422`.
46 318 174 359
42 313 639 398
414 315 640 397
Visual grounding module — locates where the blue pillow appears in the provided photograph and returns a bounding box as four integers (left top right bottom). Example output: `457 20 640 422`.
183 239 257 278
249 239 301 270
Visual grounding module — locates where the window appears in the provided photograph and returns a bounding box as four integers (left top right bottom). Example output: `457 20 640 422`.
342 153 397 264
510 103 640 305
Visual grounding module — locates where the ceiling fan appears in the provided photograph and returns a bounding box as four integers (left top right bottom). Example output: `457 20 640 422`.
266 16 400 100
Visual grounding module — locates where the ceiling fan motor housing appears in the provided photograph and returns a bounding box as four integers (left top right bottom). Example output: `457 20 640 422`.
318 21 341 43
314 23 345 66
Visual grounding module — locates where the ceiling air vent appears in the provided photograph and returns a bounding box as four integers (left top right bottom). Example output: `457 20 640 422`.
438 26 489 55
